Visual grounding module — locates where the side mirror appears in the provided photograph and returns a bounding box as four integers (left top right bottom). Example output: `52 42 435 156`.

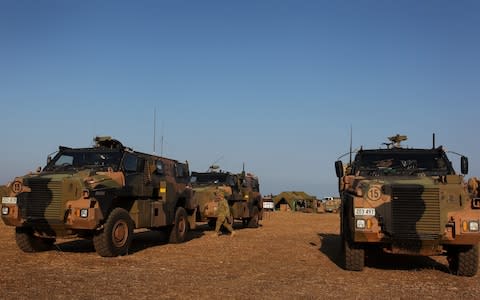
461 156 468 175
335 160 344 178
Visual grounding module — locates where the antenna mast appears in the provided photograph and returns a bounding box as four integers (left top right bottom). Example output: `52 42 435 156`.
161 121 164 157
349 125 353 165
153 108 156 154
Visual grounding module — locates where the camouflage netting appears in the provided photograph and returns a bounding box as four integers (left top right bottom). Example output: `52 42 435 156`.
273 191 317 211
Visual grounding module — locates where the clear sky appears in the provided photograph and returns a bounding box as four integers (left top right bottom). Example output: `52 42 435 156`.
1 0 479 198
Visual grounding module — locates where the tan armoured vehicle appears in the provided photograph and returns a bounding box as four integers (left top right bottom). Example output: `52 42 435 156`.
190 167 263 228
334 135 480 276
323 197 341 213
1 137 195 257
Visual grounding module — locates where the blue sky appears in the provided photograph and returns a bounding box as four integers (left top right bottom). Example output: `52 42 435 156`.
1 0 479 197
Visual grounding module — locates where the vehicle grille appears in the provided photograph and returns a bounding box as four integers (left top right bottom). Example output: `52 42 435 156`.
391 186 440 240
23 178 63 220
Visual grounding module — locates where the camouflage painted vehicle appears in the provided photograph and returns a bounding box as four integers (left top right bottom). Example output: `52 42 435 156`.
334 135 480 276
1 137 195 257
323 197 341 213
190 167 263 228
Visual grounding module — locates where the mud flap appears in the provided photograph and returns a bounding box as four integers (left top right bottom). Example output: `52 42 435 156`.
187 207 197 230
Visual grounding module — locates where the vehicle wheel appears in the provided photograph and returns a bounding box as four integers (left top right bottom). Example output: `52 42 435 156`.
447 244 478 276
343 235 365 271
169 207 188 244
247 206 259 228
15 227 55 252
93 208 134 257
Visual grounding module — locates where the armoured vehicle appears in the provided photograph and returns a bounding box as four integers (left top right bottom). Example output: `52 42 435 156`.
190 167 263 228
1 137 195 257
334 134 480 276
323 197 341 213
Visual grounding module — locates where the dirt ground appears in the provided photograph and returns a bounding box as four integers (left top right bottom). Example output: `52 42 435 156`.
0 211 479 299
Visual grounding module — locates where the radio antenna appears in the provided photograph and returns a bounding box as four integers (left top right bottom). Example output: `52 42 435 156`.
153 108 157 154
160 120 164 156
349 125 353 165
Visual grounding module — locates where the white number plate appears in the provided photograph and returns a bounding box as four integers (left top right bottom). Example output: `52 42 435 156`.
354 208 375 216
2 197 17 204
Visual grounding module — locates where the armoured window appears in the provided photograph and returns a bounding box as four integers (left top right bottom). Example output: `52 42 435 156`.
55 154 74 166
354 151 452 176
226 176 235 186
46 150 122 171
156 160 164 175
123 154 139 172
176 164 188 178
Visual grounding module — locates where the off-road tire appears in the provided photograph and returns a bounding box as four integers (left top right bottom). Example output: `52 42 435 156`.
93 208 134 257
169 207 188 244
15 227 55 252
247 206 260 228
447 244 479 277
343 236 365 271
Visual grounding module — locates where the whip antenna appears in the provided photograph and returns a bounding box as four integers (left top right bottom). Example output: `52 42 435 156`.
153 108 156 154
349 125 353 165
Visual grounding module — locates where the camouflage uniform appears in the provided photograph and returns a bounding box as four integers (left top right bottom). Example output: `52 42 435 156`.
468 177 479 197
214 189 234 235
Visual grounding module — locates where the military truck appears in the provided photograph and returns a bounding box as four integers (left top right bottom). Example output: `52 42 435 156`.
323 197 341 213
1 137 196 257
334 134 480 276
190 167 263 228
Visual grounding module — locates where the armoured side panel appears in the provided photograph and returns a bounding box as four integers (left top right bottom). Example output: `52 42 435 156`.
131 200 152 228
151 201 167 227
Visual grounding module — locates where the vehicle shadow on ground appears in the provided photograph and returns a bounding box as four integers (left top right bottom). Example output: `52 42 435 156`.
54 226 207 255
53 239 95 253
366 251 450 274
317 233 451 274
317 233 343 268
53 222 253 255
53 221 252 255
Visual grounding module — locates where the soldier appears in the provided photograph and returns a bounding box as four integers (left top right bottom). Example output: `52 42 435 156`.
213 187 235 237
468 177 479 197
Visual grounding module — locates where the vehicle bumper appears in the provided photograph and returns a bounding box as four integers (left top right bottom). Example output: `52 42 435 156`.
1 203 103 232
1 204 23 227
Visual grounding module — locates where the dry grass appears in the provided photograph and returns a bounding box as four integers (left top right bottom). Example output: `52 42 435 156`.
0 212 478 299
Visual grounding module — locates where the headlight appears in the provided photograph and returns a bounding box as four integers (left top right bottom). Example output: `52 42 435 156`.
1 206 9 215
356 219 366 229
469 221 479 232
80 209 89 218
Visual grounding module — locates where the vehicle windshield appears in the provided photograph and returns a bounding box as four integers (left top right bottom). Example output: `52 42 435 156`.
242 176 260 191
44 149 123 172
353 150 453 176
190 172 234 185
